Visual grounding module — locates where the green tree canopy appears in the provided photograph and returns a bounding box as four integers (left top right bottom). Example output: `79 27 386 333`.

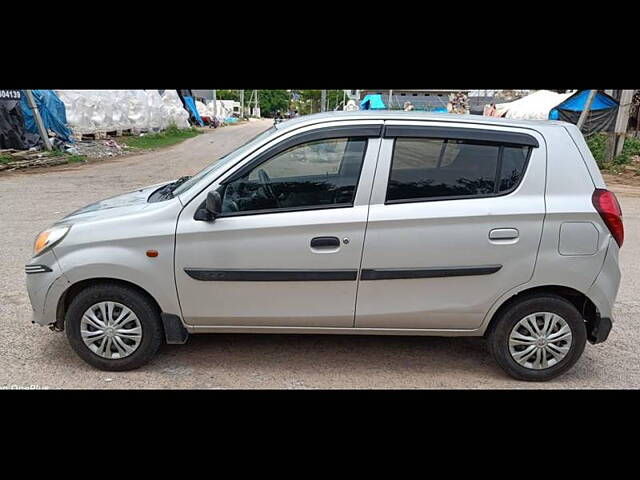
215 89 348 116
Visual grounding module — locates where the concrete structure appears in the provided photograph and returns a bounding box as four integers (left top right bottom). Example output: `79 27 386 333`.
360 89 470 110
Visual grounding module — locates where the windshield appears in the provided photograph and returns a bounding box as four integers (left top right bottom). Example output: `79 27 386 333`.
171 126 278 196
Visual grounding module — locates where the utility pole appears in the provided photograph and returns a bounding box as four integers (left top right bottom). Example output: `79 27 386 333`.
247 90 255 117
614 89 635 156
604 90 634 162
576 89 597 132
239 90 245 119
389 89 393 109
255 89 259 118
321 90 327 112
212 89 217 118
24 90 52 151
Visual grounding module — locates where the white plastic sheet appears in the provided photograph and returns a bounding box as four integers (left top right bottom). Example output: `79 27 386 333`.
494 90 575 120
196 99 239 124
56 90 190 135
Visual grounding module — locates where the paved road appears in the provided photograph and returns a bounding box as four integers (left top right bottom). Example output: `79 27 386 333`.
1 119 638 389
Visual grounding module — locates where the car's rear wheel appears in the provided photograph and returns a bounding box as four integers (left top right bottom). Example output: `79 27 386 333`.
488 295 587 381
65 283 163 371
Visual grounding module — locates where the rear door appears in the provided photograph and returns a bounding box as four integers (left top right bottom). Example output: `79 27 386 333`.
355 121 546 330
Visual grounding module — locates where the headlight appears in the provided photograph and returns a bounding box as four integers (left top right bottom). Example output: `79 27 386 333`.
33 225 70 257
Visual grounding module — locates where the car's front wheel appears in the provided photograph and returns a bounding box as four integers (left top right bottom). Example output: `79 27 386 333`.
65 283 163 371
488 295 587 381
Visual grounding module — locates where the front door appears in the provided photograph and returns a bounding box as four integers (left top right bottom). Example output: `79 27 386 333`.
355 122 546 330
175 130 382 327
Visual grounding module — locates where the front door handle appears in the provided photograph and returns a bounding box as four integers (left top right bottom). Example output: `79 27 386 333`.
489 228 519 240
311 236 340 248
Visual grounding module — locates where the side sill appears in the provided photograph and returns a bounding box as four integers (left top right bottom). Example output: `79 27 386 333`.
184 325 483 337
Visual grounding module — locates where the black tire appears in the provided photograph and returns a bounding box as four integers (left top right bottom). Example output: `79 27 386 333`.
65 283 163 371
488 295 587 382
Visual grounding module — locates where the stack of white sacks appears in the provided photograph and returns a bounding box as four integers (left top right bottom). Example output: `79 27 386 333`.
56 90 191 136
196 100 237 124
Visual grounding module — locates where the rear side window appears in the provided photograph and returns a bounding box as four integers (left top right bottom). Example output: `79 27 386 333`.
387 138 531 202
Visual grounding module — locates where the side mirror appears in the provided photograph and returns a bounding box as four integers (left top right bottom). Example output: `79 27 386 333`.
194 191 222 221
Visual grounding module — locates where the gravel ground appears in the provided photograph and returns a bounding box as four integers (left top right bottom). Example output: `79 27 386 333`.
1 118 638 389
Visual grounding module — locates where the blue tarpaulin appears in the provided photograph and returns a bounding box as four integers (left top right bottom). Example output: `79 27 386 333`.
360 94 386 110
550 90 619 135
550 90 619 119
182 96 204 126
557 90 618 112
20 90 73 143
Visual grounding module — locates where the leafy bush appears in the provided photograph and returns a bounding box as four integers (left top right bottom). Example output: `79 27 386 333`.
618 136 640 165
586 133 606 167
122 122 201 150
587 133 640 169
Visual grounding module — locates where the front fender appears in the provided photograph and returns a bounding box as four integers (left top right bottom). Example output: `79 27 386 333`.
55 243 181 317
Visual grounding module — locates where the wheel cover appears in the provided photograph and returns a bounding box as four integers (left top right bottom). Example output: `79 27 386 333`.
508 312 573 370
80 301 143 360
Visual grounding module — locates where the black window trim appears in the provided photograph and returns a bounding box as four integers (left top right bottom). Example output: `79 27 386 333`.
222 125 382 185
217 202 353 219
384 137 534 205
383 125 540 148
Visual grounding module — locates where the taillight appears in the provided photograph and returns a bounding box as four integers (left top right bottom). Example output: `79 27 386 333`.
592 189 624 247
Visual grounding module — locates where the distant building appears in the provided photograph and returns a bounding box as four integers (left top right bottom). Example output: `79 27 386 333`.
360 89 470 111
191 90 216 102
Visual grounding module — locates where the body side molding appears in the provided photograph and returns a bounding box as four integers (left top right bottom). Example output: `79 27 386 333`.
360 265 502 280
184 269 358 282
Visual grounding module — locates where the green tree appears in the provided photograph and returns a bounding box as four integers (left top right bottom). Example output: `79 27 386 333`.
216 89 240 101
216 90 289 117
292 90 346 115
216 89 348 116
256 90 290 117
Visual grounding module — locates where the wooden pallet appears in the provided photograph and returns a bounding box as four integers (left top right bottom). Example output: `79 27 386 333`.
80 131 108 140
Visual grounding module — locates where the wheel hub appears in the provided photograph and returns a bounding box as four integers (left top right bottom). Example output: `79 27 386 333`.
79 301 142 360
536 337 547 347
508 312 573 370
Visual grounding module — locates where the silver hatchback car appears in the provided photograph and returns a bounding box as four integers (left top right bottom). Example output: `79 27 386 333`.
26 111 623 381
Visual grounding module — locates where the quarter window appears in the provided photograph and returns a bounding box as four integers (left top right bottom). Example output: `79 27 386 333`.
387 138 530 202
221 138 367 214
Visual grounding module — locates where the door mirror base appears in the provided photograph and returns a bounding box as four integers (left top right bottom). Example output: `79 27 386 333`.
194 191 222 222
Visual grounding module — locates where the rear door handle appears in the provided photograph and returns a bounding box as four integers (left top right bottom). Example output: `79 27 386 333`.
311 236 340 248
489 228 519 240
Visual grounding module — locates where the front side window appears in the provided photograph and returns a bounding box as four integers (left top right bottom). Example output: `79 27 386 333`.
171 126 277 197
221 137 368 214
387 137 530 202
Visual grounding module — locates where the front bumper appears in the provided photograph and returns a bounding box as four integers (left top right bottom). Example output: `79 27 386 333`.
25 249 70 327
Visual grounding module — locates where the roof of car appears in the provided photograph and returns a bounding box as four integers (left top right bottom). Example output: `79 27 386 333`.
275 110 569 132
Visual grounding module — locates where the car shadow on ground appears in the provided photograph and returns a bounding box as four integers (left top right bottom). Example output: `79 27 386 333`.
154 333 508 385
42 330 594 387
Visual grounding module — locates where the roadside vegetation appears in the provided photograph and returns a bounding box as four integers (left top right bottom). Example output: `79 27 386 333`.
119 123 202 150
0 149 87 172
587 133 640 174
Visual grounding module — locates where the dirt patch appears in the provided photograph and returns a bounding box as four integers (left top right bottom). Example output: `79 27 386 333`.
603 168 640 189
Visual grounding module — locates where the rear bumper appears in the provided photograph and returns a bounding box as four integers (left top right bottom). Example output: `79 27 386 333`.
587 316 612 344
586 238 621 321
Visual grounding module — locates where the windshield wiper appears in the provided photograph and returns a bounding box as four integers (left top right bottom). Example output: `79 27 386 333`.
153 176 191 200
